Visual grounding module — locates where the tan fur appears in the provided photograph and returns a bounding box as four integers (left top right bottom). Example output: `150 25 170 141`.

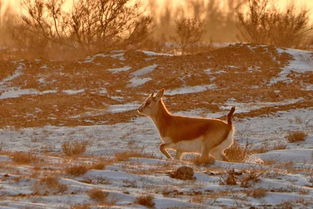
138 89 235 162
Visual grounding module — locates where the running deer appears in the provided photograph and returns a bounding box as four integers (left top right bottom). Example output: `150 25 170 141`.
137 89 235 162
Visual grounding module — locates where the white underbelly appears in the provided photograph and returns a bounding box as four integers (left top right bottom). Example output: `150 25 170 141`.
170 137 203 153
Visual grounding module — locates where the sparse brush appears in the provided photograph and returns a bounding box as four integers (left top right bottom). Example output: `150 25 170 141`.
225 142 249 162
237 0 312 48
246 188 267 198
65 164 90 176
174 17 204 54
11 152 37 164
62 141 89 156
33 175 67 195
286 131 307 143
219 169 238 185
135 195 155 208
88 188 108 203
240 170 263 188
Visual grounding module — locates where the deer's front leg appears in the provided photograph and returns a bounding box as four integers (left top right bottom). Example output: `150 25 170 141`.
160 143 172 159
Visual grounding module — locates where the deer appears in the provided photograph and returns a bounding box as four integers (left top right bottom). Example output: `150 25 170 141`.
137 89 235 163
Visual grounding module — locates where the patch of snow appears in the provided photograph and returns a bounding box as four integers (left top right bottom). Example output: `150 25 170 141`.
165 84 217 95
106 102 140 114
141 50 173 56
62 89 85 95
0 63 24 89
107 66 132 73
81 51 125 63
270 48 313 84
253 149 313 163
0 88 57 99
130 64 158 77
128 77 152 87
98 88 107 95
222 98 304 113
40 65 48 70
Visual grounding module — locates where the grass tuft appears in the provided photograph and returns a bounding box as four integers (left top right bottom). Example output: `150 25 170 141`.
62 141 89 156
286 131 307 143
225 142 249 162
246 188 267 198
65 164 90 176
11 152 37 164
135 195 155 208
88 188 108 203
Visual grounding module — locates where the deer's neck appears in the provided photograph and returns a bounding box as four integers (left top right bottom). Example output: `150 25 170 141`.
151 100 171 137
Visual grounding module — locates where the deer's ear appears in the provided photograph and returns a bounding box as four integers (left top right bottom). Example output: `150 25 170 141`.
155 88 165 100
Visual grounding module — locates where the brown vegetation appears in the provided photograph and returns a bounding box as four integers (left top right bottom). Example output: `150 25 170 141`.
62 141 89 156
114 151 154 162
65 164 90 176
225 142 249 162
246 188 267 198
286 131 307 143
237 0 312 48
33 175 68 195
10 152 37 164
135 195 155 208
87 188 108 203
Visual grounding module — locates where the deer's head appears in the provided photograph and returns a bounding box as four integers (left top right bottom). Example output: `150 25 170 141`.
137 89 164 117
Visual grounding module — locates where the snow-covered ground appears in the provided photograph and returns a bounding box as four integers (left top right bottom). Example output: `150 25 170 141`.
0 45 313 208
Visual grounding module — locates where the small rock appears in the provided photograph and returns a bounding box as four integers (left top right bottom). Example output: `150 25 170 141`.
170 166 194 180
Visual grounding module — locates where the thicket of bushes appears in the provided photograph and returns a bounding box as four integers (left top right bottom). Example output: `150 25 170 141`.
0 0 312 59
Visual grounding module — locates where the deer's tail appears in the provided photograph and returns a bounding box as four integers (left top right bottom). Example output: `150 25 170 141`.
227 106 236 125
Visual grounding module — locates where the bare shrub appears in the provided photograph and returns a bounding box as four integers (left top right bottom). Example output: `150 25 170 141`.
65 164 90 176
62 141 89 156
5 0 151 59
240 170 263 188
286 131 307 143
237 0 312 48
135 195 155 208
11 152 37 164
33 175 68 195
174 17 204 54
225 142 249 162
246 188 267 198
219 169 238 185
87 188 108 203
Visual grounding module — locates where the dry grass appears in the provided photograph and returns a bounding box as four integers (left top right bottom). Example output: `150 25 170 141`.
33 175 68 195
10 152 37 164
249 143 287 154
62 141 89 157
114 151 154 162
225 142 249 162
71 204 90 209
192 156 215 166
219 169 238 185
240 170 263 188
286 131 307 143
87 188 108 203
246 188 267 198
135 195 155 208
65 164 90 176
